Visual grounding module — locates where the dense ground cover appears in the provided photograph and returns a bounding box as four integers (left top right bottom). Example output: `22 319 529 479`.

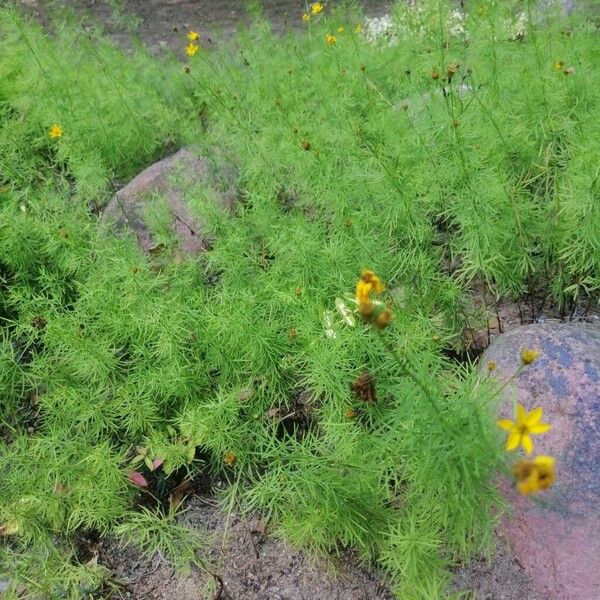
1 1 599 598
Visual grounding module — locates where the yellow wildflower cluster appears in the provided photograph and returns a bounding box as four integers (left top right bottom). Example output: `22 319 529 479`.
355 270 393 329
496 385 555 495
311 2 324 14
325 33 337 46
185 31 201 56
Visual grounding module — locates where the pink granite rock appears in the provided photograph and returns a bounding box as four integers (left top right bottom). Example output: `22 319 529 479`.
482 323 600 600
103 147 237 255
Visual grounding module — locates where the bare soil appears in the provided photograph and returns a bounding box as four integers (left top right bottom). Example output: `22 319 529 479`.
99 491 546 600
23 0 394 54
101 494 395 600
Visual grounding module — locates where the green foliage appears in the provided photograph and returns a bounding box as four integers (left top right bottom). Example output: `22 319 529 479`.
0 1 597 598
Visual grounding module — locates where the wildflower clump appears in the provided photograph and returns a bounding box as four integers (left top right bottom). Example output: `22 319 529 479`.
497 403 551 455
325 34 337 46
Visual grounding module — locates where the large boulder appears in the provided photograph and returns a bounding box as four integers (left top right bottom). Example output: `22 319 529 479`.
102 147 237 255
482 323 600 600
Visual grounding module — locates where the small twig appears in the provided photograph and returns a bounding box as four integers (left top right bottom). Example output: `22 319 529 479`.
517 301 524 324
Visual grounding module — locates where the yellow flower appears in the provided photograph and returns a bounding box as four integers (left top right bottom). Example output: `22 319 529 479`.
325 33 337 46
356 269 385 305
356 269 386 320
48 124 63 139
554 60 565 71
310 2 324 15
487 361 497 372
521 348 540 365
512 455 555 495
375 308 394 330
497 403 551 455
302 13 310 22
355 24 363 34
337 26 345 33
186 43 199 56
187 30 200 42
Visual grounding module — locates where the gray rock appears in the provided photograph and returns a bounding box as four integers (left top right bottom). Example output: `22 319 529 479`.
102 147 237 255
482 323 600 600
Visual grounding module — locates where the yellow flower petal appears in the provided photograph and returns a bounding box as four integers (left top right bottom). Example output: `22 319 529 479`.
506 431 521 452
529 422 551 435
496 419 515 431
526 406 543 426
516 403 527 425
534 455 555 467
521 434 534 455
